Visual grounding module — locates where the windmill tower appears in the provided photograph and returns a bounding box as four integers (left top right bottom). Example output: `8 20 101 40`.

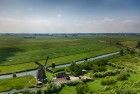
35 56 52 83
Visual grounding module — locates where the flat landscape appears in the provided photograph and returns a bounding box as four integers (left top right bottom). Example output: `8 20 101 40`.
0 34 120 74
0 34 140 94
0 0 140 93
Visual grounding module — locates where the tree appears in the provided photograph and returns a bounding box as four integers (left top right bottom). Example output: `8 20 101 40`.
129 49 135 55
95 59 108 66
136 41 140 48
13 73 17 78
69 62 82 76
52 63 55 69
76 83 89 94
120 49 124 56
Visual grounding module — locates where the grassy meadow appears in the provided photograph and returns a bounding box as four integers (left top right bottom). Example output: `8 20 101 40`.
0 75 36 92
59 51 140 94
0 34 140 93
0 34 123 74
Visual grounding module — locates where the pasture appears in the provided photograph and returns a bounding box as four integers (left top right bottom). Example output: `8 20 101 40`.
0 75 36 92
59 51 140 94
0 34 122 74
0 34 140 93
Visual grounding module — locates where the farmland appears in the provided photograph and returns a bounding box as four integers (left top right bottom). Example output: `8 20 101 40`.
0 34 121 74
59 50 140 94
0 75 36 92
0 34 140 94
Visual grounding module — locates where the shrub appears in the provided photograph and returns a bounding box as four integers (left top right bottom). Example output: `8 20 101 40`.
69 62 83 76
129 49 136 55
136 41 140 48
126 48 136 54
120 49 124 56
116 42 122 46
94 69 121 78
13 73 17 78
81 63 93 70
114 81 137 94
107 62 124 69
115 88 137 94
117 72 130 81
92 65 107 72
76 83 90 94
94 59 108 66
37 90 41 94
133 81 140 88
52 63 55 68
101 77 117 85
44 83 62 93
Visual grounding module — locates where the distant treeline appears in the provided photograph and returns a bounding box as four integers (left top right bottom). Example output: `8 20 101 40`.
24 36 36 39
0 33 140 37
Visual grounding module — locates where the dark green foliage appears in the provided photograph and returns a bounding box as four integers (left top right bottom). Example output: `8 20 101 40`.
136 41 140 48
94 59 108 66
133 81 140 88
37 90 41 94
107 62 124 69
115 88 137 94
13 73 17 78
69 62 83 76
76 83 90 94
114 81 138 94
129 49 136 55
120 49 124 56
92 65 107 72
80 63 93 70
126 48 136 54
117 72 130 81
116 42 122 46
94 69 121 78
52 63 55 68
115 87 138 94
101 77 117 85
44 83 62 93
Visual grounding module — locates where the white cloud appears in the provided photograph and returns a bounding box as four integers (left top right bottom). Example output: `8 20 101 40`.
102 18 114 22
0 17 139 33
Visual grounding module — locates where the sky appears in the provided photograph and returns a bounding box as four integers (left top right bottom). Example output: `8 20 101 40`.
0 0 140 33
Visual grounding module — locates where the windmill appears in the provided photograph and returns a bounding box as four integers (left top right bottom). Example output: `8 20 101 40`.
35 56 52 84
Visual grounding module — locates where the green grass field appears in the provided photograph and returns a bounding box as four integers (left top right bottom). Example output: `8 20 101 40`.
59 50 140 94
0 34 140 93
0 34 124 74
0 75 36 92
0 34 140 74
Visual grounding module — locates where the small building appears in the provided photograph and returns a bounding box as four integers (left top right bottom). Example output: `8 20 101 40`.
56 71 70 80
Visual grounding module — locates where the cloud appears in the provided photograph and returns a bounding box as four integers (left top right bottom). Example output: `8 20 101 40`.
0 17 139 33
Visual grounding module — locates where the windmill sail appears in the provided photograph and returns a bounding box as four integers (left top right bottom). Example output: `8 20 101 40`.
35 61 43 66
